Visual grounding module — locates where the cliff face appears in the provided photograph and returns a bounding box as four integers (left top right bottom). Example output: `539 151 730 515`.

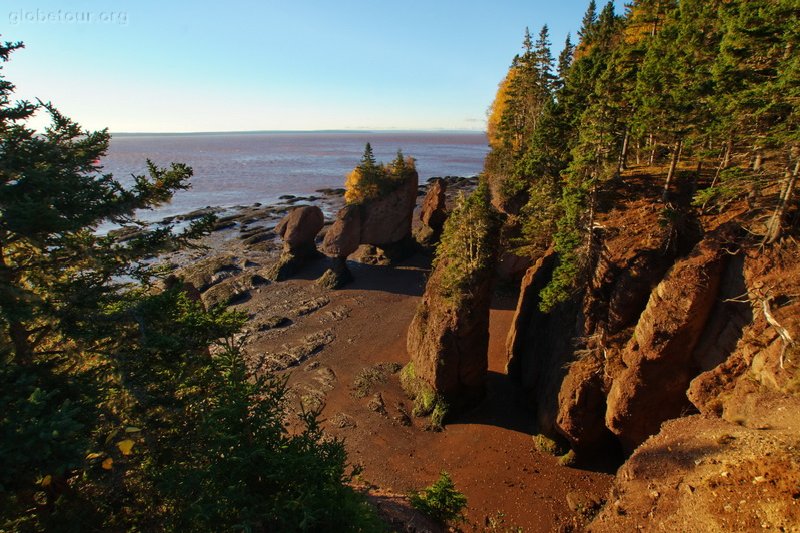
504 170 799 525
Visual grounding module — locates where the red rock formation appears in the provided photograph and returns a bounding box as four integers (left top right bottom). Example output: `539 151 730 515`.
556 353 617 455
275 205 324 256
319 171 419 288
588 412 800 532
414 178 448 247
318 205 362 289
359 170 419 246
505 249 579 436
605 231 729 452
267 205 325 281
321 204 361 259
406 256 494 408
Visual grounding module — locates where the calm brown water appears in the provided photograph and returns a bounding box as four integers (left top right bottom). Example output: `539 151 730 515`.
103 131 488 221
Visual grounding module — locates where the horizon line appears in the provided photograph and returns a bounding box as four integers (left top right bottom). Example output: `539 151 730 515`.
110 128 488 137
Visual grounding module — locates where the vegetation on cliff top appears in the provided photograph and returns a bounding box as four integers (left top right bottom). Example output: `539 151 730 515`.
486 0 798 311
434 179 502 300
344 143 417 204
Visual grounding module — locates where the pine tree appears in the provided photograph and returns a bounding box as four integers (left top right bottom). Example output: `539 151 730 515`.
523 26 533 53
555 34 575 92
578 0 598 44
359 141 377 170
534 25 556 94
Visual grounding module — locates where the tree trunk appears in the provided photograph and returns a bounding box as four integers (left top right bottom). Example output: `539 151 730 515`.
635 139 641 165
712 139 733 188
619 129 630 172
586 183 597 257
722 138 733 169
662 138 682 203
753 149 763 173
748 146 764 207
765 159 799 245
649 134 657 166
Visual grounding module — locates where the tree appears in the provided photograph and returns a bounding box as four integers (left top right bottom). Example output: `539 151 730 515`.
578 0 599 45
485 26 558 213
555 34 575 92
435 179 501 297
409 472 467 525
360 141 377 169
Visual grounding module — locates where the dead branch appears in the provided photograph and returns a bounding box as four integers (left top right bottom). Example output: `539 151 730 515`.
760 297 795 369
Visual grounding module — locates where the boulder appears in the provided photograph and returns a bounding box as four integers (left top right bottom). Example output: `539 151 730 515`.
200 272 268 309
163 274 203 306
266 206 325 281
605 232 728 452
316 256 353 290
321 205 362 259
275 205 324 256
177 254 240 292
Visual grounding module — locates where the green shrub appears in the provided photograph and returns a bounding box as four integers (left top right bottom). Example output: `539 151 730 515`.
532 434 562 455
558 449 577 467
409 471 467 525
429 399 450 429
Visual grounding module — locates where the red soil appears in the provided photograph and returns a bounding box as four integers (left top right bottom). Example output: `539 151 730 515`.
240 258 612 531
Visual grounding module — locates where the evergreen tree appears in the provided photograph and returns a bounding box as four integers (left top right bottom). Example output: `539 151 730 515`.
578 0 599 44
534 25 556 94
523 26 533 53
555 34 575 92
359 141 377 170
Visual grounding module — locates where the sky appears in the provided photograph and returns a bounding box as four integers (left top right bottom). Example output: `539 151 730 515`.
2 0 624 133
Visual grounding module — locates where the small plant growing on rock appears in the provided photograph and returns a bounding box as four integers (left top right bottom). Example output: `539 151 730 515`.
409 471 467 525
558 449 577 467
400 362 449 429
532 433 563 455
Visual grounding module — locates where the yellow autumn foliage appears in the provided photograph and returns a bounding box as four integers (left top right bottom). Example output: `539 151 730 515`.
117 439 135 456
344 156 416 205
487 67 518 149
344 167 378 204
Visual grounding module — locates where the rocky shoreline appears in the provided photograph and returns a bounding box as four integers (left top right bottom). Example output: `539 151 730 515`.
110 175 478 275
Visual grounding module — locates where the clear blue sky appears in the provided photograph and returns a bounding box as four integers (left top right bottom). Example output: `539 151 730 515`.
2 0 623 132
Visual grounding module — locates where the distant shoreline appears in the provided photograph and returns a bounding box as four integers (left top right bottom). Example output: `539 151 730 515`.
111 129 488 137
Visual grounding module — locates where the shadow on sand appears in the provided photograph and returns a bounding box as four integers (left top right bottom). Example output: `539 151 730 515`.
446 371 537 436
288 253 519 309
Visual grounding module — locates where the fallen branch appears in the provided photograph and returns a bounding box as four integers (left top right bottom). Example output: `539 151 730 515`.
760 297 795 369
